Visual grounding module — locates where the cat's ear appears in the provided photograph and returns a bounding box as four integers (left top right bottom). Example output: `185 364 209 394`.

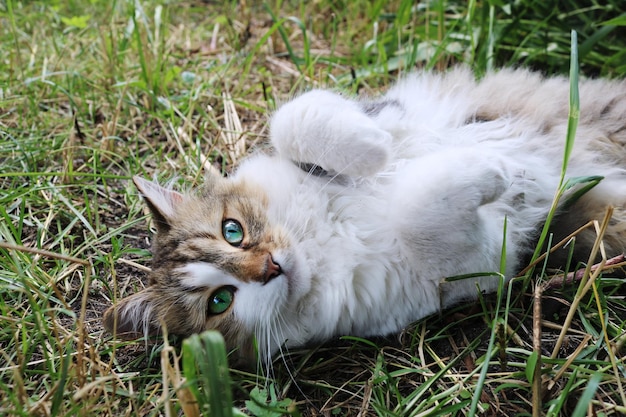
102 289 160 338
133 176 183 234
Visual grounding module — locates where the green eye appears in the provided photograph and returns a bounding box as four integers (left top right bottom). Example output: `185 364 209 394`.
222 219 244 246
208 286 235 315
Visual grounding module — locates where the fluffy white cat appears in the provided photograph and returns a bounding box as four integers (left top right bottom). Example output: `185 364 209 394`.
103 67 626 363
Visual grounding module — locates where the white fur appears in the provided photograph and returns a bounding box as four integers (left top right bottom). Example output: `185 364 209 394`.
229 68 626 358
178 262 242 289
270 90 392 177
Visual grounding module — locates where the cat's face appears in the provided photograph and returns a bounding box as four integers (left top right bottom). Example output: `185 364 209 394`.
103 173 299 361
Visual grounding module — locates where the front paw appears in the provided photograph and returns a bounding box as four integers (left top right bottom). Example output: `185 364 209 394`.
271 90 391 177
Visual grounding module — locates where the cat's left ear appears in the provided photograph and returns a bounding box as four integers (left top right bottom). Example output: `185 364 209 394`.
133 176 183 234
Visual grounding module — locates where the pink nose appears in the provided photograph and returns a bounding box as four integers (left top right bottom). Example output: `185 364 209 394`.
264 255 282 283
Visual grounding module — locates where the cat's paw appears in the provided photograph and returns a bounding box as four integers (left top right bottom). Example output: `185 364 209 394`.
271 90 391 177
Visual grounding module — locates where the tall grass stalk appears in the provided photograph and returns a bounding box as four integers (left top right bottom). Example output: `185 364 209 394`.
527 30 582 268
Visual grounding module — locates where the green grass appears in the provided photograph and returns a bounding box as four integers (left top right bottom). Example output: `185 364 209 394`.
1 0 626 416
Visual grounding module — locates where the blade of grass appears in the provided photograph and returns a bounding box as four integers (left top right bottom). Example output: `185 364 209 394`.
468 216 508 415
590 273 626 405
570 372 602 417
264 4 303 73
531 283 542 417
527 30 581 268
182 331 235 417
562 30 579 177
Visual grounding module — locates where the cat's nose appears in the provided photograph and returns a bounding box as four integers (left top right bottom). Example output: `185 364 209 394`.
264 255 282 283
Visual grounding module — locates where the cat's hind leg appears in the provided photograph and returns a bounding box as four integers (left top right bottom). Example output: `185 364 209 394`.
389 149 532 302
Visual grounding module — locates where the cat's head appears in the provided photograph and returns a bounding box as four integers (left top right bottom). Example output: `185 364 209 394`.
103 172 300 361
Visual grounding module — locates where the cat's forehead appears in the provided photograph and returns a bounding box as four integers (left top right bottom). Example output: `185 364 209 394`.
171 178 267 224
203 175 267 201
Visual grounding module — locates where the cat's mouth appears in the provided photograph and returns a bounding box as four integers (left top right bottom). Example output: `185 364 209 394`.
263 254 282 284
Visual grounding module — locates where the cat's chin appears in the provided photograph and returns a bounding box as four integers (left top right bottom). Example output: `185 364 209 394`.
272 248 312 304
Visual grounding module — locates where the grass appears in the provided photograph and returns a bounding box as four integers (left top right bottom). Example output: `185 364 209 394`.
1 0 626 416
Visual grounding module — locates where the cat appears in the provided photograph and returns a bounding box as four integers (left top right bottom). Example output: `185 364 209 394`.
103 67 626 364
